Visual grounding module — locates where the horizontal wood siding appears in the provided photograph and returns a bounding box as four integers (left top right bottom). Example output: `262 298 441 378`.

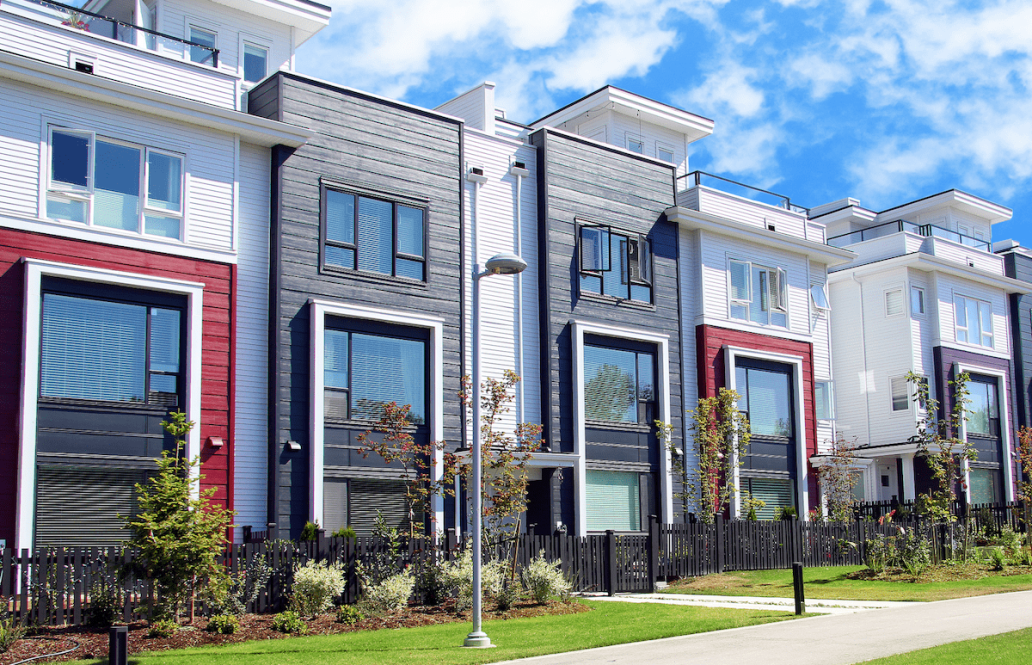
264 73 463 538
934 272 1010 357
1004 252 1032 428
0 228 234 546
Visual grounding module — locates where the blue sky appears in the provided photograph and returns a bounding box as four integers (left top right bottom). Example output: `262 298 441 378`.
298 0 1032 246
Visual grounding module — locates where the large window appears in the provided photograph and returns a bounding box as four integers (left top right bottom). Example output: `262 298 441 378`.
46 127 184 240
324 325 427 424
40 289 182 406
579 225 652 303
585 470 641 531
323 188 427 280
954 295 993 348
583 344 655 424
735 363 792 438
967 377 1000 438
729 260 787 327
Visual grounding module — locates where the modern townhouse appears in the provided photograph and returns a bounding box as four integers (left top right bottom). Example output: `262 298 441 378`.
0 0 329 549
996 241 1032 434
821 192 1029 505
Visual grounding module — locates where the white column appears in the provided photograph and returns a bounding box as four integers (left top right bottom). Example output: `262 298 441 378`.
900 454 916 502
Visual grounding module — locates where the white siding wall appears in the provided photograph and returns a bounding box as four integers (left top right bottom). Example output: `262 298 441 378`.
698 231 812 337
436 88 487 131
233 141 270 539
0 79 237 255
842 233 918 265
462 130 541 434
810 261 835 453
934 273 1010 356
909 270 937 396
608 114 689 176
678 226 700 477
921 237 1004 274
828 278 870 446
680 187 808 240
0 5 238 107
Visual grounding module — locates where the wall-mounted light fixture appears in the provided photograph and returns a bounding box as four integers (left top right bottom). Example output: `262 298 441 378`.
206 436 224 449
286 440 302 451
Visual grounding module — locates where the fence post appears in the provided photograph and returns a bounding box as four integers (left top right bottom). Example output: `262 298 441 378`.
243 526 252 543
648 515 660 591
267 522 278 541
605 530 617 597
715 516 725 574
316 529 327 561
446 528 457 560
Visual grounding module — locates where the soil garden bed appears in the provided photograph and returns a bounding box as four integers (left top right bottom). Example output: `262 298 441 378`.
845 562 1032 583
1 600 588 664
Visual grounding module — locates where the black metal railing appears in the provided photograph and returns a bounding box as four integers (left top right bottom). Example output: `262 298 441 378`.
677 170 809 215
8 0 218 66
827 218 991 252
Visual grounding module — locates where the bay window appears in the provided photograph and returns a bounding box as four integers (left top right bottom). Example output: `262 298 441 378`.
46 127 184 240
729 259 787 327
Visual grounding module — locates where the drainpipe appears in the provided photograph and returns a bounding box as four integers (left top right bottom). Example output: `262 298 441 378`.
851 272 873 448
510 162 529 424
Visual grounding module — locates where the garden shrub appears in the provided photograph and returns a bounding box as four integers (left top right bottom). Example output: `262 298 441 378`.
335 605 364 625
300 521 320 542
895 527 931 576
290 560 346 616
415 556 450 606
521 551 572 603
864 534 895 574
271 610 308 635
362 569 414 614
332 526 357 540
147 619 179 638
776 506 797 521
988 547 1007 571
85 581 121 628
0 616 25 654
206 614 239 634
441 550 503 612
495 581 524 611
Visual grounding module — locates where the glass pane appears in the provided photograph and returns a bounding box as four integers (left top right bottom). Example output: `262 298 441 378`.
326 245 355 268
771 311 787 327
602 236 629 299
580 227 608 272
243 44 268 83
396 206 424 257
580 273 601 295
751 266 768 324
627 138 644 154
357 196 393 275
395 258 424 280
747 478 794 520
583 346 637 423
967 382 991 436
891 377 909 411
967 299 980 342
324 388 349 420
585 470 640 531
815 382 829 420
147 152 182 212
326 191 355 244
730 303 748 320
350 333 426 424
46 194 87 223
658 147 674 162
94 140 141 231
955 297 968 342
629 284 651 303
979 303 993 347
144 214 181 239
324 329 349 389
969 468 999 504
189 27 216 65
743 367 791 437
730 261 750 301
810 284 830 310
149 308 180 373
51 130 90 188
637 353 654 402
911 287 924 315
41 294 146 402
148 373 178 406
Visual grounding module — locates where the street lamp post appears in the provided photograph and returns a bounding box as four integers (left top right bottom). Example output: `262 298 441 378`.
464 252 527 649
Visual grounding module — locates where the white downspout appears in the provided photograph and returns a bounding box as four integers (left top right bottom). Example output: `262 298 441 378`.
514 168 525 424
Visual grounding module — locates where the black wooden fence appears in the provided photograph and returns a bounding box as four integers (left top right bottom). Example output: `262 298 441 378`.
2 508 1027 628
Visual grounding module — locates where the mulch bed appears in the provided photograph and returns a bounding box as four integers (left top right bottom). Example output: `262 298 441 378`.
846 562 1032 583
1 599 588 664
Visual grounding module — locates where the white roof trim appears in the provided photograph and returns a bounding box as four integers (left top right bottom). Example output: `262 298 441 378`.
828 252 1032 294
875 190 1012 225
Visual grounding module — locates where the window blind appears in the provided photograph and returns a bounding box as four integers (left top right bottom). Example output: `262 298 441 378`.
585 470 640 531
746 478 793 520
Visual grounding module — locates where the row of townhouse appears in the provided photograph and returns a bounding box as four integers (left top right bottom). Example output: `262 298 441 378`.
1 0 1029 550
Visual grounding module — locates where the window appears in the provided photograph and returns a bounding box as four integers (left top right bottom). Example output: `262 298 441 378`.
967 377 999 438
742 477 794 519
890 376 911 412
40 289 182 406
323 188 427 280
583 344 655 424
969 468 1000 504
735 363 792 438
324 325 427 424
188 27 216 65
579 225 652 302
815 381 834 420
955 295 993 348
46 127 184 240
729 259 787 327
885 288 904 317
911 286 925 315
242 43 268 83
585 470 641 531
626 135 644 154
810 284 830 312
656 144 674 163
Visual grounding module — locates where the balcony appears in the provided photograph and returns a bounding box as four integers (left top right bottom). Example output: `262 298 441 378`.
828 219 992 253
2 0 239 108
827 219 1003 274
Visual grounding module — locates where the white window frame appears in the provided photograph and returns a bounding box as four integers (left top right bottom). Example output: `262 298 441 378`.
954 294 994 349
308 299 445 532
45 125 186 241
625 133 644 154
656 142 675 163
815 380 834 420
239 35 271 85
16 259 204 550
954 362 1014 502
727 258 788 326
187 24 218 66
884 287 905 317
911 285 926 316
572 320 671 536
890 375 910 412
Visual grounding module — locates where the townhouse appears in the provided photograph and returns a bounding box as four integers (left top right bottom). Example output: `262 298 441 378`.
0 0 330 549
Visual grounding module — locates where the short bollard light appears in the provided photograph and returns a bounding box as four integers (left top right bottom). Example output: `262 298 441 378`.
792 562 805 615
109 625 128 665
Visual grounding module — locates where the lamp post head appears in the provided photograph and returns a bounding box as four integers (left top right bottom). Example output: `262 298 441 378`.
483 253 527 275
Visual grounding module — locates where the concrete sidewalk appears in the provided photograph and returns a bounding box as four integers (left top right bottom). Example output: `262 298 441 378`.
494 590 1032 665
585 592 911 614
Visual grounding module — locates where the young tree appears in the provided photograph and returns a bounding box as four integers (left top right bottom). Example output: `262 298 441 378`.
816 435 861 523
125 411 235 622
357 402 457 540
1016 427 1032 528
907 371 977 522
665 388 751 524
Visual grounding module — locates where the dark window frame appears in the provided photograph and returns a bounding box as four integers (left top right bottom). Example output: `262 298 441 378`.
320 181 430 283
966 374 1001 440
577 221 653 304
582 334 657 426
38 277 187 411
734 357 795 441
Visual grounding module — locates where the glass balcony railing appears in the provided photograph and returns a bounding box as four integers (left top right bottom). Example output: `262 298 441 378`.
677 171 809 215
827 219 991 252
8 0 218 66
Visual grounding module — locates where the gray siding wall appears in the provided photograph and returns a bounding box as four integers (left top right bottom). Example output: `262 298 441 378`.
250 74 464 537
1004 252 1032 428
530 128 683 457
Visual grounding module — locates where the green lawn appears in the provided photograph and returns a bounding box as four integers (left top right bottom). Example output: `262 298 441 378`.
859 627 1032 664
83 601 797 665
662 565 1032 602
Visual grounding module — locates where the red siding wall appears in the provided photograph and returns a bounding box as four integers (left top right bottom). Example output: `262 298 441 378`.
696 325 818 499
0 228 234 545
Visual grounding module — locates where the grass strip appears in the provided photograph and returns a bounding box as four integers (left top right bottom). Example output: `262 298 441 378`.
77 600 797 665
859 626 1032 664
